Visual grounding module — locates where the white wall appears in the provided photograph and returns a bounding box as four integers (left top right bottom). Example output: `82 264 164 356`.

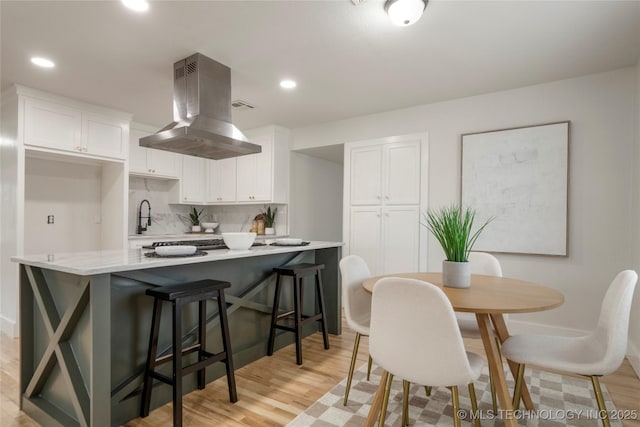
24 158 102 254
292 67 639 359
289 152 343 241
630 60 640 375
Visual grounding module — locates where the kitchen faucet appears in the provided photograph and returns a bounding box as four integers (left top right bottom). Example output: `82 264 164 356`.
137 199 151 234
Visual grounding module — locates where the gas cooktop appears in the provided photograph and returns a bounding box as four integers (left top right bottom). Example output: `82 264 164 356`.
142 239 265 250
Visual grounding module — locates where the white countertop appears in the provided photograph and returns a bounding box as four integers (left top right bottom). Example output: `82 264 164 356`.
12 241 344 276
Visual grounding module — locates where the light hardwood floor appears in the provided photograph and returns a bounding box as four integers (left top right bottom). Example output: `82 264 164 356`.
2 325 639 426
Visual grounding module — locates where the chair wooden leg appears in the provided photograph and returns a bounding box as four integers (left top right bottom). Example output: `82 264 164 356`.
489 367 497 413
450 386 461 427
402 380 410 426
343 332 362 405
367 355 373 381
512 363 525 410
590 376 611 427
378 374 394 427
424 386 432 396
468 383 480 427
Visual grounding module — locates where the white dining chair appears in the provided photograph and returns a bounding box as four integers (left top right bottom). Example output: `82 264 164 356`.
454 251 502 411
457 252 503 336
370 277 484 427
501 269 637 427
339 254 373 405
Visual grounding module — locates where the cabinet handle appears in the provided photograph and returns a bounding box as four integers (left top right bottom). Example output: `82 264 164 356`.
385 213 389 217
148 169 152 173
152 169 156 173
83 147 88 152
385 195 389 199
76 146 82 151
184 197 187 200
376 195 381 199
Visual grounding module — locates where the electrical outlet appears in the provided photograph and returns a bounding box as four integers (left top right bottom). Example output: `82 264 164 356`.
47 215 54 224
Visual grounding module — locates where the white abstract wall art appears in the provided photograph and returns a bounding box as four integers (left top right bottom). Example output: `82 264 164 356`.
461 121 569 256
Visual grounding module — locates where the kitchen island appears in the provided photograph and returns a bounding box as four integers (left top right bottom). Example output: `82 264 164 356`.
12 241 342 427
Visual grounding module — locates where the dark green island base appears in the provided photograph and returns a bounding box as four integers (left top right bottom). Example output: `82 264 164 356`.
14 243 342 426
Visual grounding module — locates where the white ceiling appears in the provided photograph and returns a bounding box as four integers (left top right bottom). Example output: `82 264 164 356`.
2 0 639 137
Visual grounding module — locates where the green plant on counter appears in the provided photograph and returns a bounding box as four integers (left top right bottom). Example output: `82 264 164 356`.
422 204 493 262
188 207 204 226
260 205 278 228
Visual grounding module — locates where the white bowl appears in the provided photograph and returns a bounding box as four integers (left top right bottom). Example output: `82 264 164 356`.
222 232 256 250
201 222 219 233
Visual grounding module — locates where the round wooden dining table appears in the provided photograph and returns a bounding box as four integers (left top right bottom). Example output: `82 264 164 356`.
362 273 564 427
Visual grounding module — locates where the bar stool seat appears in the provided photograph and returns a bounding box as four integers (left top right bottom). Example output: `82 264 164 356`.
267 263 330 365
141 279 238 427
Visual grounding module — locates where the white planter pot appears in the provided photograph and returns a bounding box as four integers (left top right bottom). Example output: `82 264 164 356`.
191 225 201 232
442 260 471 288
265 227 275 235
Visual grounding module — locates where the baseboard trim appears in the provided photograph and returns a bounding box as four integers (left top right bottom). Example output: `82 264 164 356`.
0 315 18 338
627 340 640 379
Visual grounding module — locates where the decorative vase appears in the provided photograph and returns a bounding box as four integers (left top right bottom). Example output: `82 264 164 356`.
191 225 201 232
265 227 275 235
442 260 471 288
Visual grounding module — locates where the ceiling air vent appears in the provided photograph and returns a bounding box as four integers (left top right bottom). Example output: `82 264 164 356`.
231 100 255 111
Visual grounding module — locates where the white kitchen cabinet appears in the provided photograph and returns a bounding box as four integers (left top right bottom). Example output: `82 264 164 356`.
350 140 420 206
206 158 237 203
236 132 272 202
237 125 290 204
349 206 420 276
23 96 129 160
129 124 180 178
23 97 82 151
344 133 428 275
180 156 206 203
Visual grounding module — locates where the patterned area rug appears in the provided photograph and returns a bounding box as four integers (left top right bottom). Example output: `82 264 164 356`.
287 363 621 426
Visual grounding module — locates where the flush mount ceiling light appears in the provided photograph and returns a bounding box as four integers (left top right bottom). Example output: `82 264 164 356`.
121 0 149 12
385 0 427 26
280 80 297 89
31 57 55 68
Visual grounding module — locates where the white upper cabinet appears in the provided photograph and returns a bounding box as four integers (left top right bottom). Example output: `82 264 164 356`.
237 125 290 204
23 96 129 160
384 142 421 205
180 156 206 203
129 124 180 178
24 98 82 151
168 125 289 205
350 140 420 206
236 133 273 202
206 158 237 203
350 146 382 205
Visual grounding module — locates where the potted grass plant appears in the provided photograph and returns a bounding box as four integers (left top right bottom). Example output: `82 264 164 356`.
260 205 278 235
179 207 204 232
422 204 493 288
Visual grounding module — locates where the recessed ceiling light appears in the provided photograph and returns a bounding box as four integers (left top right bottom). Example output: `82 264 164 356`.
280 80 297 89
121 0 149 12
31 57 55 68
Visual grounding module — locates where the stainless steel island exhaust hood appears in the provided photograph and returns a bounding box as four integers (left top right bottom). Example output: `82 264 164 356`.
140 53 261 160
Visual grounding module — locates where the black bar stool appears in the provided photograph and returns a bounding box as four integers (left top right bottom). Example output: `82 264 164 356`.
267 263 330 365
140 279 238 427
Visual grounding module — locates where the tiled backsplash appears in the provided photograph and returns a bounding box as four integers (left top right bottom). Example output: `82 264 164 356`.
129 177 288 236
